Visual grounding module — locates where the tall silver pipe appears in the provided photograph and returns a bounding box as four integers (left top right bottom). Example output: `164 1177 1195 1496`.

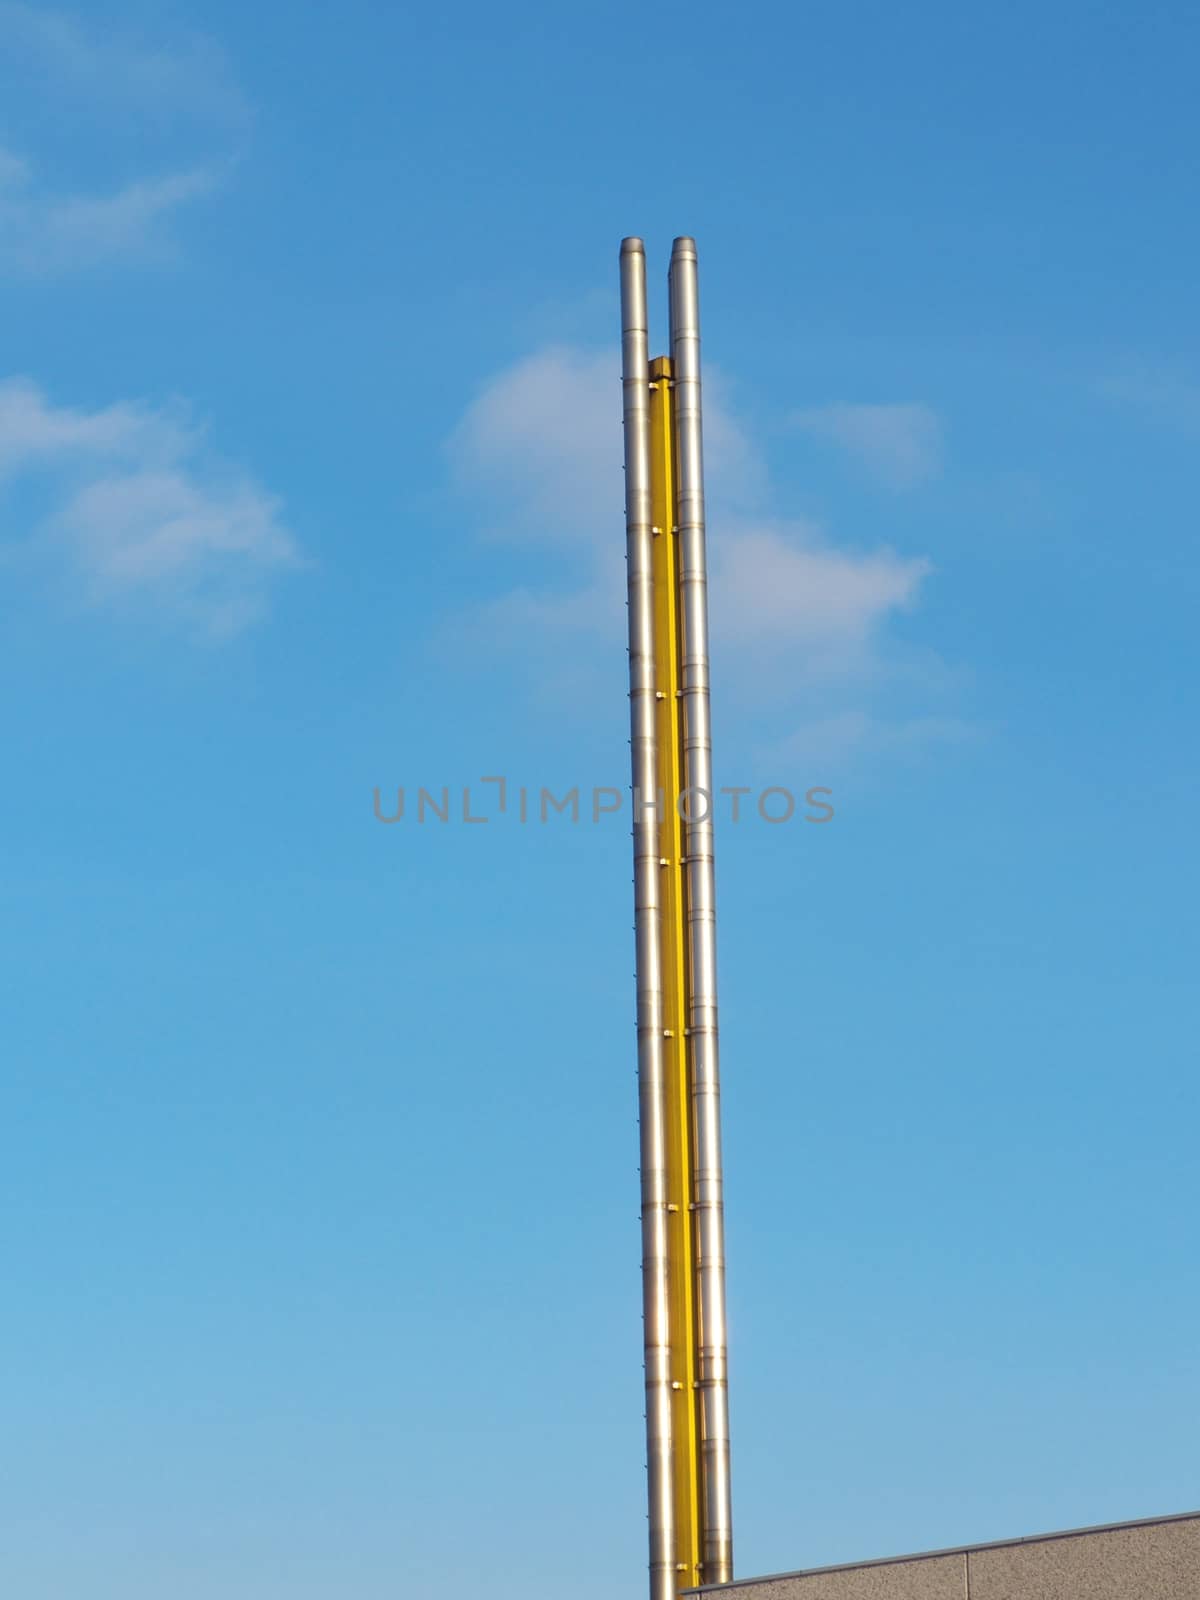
621 235 676 1600
668 234 733 1586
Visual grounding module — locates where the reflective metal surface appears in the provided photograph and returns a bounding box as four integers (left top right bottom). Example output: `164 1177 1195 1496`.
621 235 676 1600
649 352 705 1593
668 234 734 1588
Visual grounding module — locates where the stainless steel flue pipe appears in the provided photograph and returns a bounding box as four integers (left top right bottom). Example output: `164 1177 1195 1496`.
621 236 676 1600
668 235 733 1587
621 235 733 1598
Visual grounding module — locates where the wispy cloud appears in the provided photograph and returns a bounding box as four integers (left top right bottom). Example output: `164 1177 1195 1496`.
0 148 29 187
767 711 976 771
0 378 300 634
1098 369 1200 437
715 528 927 649
449 347 620 548
448 344 949 760
0 4 249 128
0 6 245 273
791 402 943 489
449 347 772 548
0 151 217 271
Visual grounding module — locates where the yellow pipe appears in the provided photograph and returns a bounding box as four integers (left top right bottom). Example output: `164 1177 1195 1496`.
648 354 703 1593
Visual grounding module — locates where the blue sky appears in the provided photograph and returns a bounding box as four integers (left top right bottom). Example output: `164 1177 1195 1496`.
2 3 1198 1596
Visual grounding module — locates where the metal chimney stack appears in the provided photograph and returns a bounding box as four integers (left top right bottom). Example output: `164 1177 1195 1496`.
620 236 733 1600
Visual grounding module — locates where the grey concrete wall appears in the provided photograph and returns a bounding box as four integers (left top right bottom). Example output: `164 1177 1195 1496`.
968 1515 1199 1599
685 1512 1200 1600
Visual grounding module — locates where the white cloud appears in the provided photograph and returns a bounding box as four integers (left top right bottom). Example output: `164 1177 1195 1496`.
0 147 217 273
0 4 248 127
41 168 215 266
792 402 943 489
0 148 30 188
448 344 945 755
0 6 243 273
449 347 620 546
0 377 300 634
769 711 975 771
450 346 770 547
1098 370 1200 436
713 525 928 650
